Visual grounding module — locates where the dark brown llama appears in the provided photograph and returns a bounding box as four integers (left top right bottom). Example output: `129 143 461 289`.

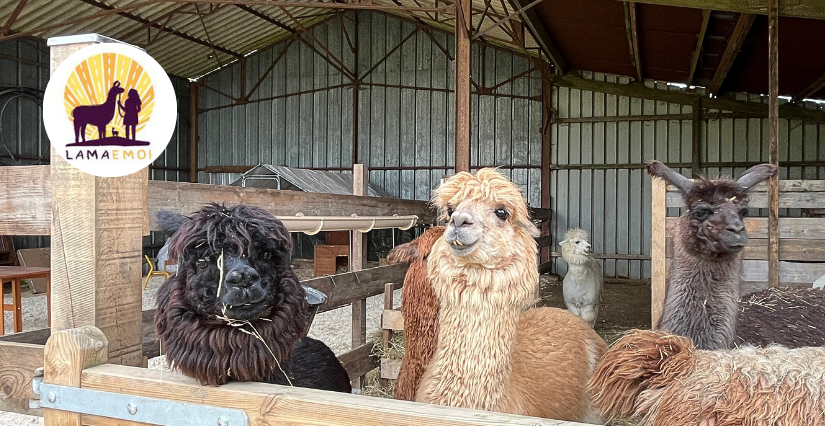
646 161 776 350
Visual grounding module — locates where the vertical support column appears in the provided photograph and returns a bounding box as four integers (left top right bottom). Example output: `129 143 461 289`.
350 163 368 391
352 12 360 166
454 0 471 173
540 65 552 264
49 38 145 367
767 0 780 288
650 177 667 328
691 98 702 178
43 327 108 426
189 81 199 183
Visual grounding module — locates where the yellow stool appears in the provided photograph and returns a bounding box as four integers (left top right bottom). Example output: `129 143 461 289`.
143 255 172 290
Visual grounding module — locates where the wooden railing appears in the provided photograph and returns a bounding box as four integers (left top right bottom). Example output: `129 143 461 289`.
32 326 589 426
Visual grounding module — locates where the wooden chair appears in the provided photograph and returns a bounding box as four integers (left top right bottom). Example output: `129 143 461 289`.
143 255 172 290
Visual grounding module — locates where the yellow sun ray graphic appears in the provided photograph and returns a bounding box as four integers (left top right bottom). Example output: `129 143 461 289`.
63 53 155 141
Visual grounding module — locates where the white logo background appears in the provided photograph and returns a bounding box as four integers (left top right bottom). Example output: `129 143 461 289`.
43 43 177 177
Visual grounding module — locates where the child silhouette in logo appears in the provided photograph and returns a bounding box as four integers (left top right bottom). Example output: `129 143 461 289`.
119 88 142 140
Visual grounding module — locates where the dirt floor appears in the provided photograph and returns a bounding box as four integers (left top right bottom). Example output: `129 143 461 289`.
539 275 651 345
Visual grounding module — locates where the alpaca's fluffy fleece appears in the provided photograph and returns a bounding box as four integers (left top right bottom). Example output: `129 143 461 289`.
560 228 603 327
737 287 825 348
387 226 446 401
589 329 825 426
416 168 606 422
154 204 351 392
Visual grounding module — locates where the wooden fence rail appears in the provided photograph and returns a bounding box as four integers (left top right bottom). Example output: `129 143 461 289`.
0 165 438 236
0 263 409 416
35 326 588 426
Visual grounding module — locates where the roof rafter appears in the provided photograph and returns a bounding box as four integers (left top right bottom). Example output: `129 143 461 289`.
615 0 825 20
235 4 297 33
623 1 642 82
686 9 710 85
1 0 29 36
76 0 243 57
0 0 158 44
505 0 568 73
791 72 825 103
708 12 755 95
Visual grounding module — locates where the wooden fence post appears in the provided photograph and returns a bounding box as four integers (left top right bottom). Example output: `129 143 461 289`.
650 177 667 328
351 164 369 391
49 36 146 367
43 326 108 426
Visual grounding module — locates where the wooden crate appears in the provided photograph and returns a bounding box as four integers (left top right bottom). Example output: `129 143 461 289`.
314 244 350 277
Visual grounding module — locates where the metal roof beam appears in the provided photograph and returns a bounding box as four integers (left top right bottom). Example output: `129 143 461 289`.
505 0 567 73
615 0 825 20
708 12 755 95
686 9 711 85
76 0 243 58
235 4 296 33
168 0 452 14
1 0 29 36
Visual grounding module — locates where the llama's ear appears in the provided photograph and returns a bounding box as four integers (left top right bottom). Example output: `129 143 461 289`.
559 239 567 246
736 163 778 190
645 160 694 195
156 210 188 238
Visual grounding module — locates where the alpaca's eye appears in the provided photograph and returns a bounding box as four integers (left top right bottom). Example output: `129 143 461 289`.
446 207 454 217
739 208 749 217
196 258 208 269
692 209 712 222
262 251 272 260
495 208 508 220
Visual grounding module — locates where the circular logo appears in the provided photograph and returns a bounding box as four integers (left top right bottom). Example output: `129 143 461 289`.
43 43 176 177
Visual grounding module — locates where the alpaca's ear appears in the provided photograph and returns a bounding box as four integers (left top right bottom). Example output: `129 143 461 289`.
156 210 188 238
559 239 567 246
519 219 541 238
736 163 778 190
645 160 694 195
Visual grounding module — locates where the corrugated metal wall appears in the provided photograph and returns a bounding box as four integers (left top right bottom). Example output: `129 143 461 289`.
550 71 825 280
0 36 191 253
197 11 543 205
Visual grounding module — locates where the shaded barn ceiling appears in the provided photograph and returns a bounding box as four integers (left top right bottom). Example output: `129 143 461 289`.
2 0 825 100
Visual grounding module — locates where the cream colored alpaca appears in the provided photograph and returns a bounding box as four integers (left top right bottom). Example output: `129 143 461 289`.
416 168 607 423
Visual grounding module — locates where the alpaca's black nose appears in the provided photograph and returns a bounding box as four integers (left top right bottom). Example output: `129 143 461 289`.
225 266 260 287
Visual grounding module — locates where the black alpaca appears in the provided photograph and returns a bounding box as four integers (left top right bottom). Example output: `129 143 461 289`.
154 204 351 392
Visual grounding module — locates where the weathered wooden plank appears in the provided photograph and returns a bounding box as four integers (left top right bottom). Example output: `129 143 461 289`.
615 0 825 20
708 13 756 95
303 264 407 313
148 180 437 229
44 326 109 426
80 364 590 426
381 309 404 331
666 191 825 209
338 342 378 381
741 260 825 284
0 165 50 236
0 341 43 416
666 180 825 193
666 217 825 239
666 237 825 261
651 177 667 328
380 357 402 380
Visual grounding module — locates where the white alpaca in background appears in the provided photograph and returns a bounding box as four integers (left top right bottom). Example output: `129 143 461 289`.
560 229 603 327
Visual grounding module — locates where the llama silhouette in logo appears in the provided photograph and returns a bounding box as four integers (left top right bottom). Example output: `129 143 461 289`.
69 80 148 147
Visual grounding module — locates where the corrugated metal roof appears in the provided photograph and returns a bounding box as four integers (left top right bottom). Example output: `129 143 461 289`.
231 164 394 197
1 0 538 79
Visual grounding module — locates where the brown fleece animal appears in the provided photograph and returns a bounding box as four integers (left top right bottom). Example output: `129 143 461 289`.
589 329 825 426
416 168 607 422
387 226 445 401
